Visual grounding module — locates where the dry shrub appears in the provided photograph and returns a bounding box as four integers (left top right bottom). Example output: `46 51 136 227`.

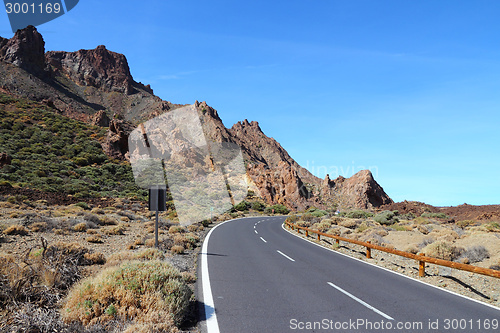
172 233 199 250
3 225 28 236
458 245 490 263
405 245 419 254
54 228 67 235
457 220 476 229
422 241 464 261
106 249 165 268
180 272 196 284
134 238 145 246
84 253 106 265
86 235 103 243
10 212 20 218
338 219 359 229
72 222 88 232
87 229 99 235
99 216 118 226
169 225 185 234
30 222 48 232
102 224 126 236
417 225 429 235
326 227 341 236
145 238 155 248
418 237 434 249
90 208 105 215
171 245 184 254
143 221 154 228
187 224 198 232
62 260 191 329
0 240 95 309
120 216 130 222
429 229 459 242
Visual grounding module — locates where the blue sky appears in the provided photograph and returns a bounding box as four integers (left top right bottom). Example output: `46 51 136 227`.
1 0 500 206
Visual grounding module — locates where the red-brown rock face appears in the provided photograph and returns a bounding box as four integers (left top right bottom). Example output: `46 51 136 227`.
0 25 46 74
46 45 134 94
322 170 393 209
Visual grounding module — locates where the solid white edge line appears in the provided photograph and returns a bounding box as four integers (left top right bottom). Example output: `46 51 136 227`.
201 216 273 333
260 237 267 243
327 282 394 320
277 250 295 262
281 223 500 312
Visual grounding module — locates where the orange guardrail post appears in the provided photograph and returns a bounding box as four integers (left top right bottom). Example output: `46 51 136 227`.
366 241 372 259
305 230 308 237
419 260 426 277
317 233 320 241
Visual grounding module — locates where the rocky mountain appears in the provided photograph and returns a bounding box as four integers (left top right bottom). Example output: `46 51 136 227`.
0 26 393 211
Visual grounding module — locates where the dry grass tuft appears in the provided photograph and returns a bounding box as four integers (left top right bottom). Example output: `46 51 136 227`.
62 260 191 329
30 222 48 232
3 225 29 236
171 245 185 254
99 216 118 226
83 252 106 265
72 222 88 232
102 224 126 236
169 225 185 234
422 241 464 261
86 235 103 243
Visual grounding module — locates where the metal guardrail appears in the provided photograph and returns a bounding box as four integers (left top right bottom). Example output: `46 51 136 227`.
284 221 500 279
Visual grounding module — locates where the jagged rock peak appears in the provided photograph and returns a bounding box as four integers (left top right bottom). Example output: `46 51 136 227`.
332 170 393 209
232 119 262 132
46 44 134 94
0 25 46 74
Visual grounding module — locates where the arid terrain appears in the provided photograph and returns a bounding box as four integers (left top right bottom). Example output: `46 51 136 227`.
1 25 500 332
286 205 500 308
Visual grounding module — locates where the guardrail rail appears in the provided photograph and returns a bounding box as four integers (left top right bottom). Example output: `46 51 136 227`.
284 221 500 279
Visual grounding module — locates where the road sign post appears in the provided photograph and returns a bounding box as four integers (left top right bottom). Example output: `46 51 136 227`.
148 186 167 248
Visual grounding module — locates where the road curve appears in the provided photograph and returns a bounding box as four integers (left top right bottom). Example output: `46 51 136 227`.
198 217 500 333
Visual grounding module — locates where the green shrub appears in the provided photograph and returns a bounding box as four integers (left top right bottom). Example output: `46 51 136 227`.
421 212 448 219
74 202 90 210
234 200 250 211
374 210 399 225
310 210 328 217
264 204 290 215
345 210 373 219
399 212 416 220
251 201 265 211
62 260 191 328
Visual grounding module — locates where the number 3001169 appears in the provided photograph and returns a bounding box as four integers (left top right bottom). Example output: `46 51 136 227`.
5 2 61 14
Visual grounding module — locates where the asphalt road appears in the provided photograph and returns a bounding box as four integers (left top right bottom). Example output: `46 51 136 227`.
198 216 500 332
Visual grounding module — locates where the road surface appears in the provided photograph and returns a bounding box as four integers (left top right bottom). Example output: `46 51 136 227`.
198 216 500 332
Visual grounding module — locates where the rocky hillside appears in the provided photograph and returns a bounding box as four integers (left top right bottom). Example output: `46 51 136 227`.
0 26 393 211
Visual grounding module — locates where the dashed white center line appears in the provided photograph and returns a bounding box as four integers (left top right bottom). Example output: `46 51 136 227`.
327 282 394 320
260 237 267 243
255 230 258 234
277 250 295 262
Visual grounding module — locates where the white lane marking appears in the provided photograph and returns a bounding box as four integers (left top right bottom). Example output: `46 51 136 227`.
277 250 295 262
281 223 500 313
327 282 394 320
201 223 226 333
254 225 256 229
255 230 258 234
260 237 267 243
